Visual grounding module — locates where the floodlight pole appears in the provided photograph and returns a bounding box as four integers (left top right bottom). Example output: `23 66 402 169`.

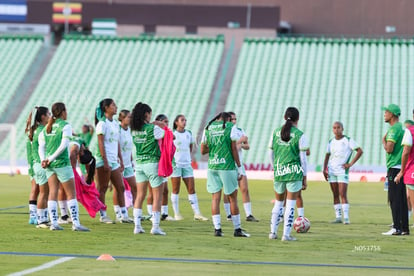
246 3 251 30
64 0 70 35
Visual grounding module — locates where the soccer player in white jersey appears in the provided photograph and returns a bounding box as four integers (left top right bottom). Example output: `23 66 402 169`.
295 148 310 218
201 112 249 237
69 136 96 185
111 110 137 221
38 102 89 231
223 112 258 222
170 114 208 221
396 118 414 226
323 121 363 225
269 107 308 241
95 98 132 224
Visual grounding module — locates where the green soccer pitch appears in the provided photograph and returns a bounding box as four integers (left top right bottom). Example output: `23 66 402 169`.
0 174 413 275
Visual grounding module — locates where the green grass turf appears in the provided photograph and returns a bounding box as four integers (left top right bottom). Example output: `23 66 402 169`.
0 174 413 275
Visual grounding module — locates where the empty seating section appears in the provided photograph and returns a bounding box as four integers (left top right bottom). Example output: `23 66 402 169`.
0 36 43 118
0 36 224 162
1 35 413 169
226 38 414 168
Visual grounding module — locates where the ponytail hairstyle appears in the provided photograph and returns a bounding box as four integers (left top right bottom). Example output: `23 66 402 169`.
25 106 49 141
130 102 152 131
280 107 299 142
46 102 66 134
173 114 185 130
205 112 231 130
118 109 130 123
95 98 114 125
221 112 232 128
25 108 35 140
79 149 95 184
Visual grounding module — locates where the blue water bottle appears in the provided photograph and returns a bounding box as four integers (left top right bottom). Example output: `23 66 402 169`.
384 177 388 191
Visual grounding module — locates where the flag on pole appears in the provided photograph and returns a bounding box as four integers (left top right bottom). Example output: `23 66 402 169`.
52 2 82 24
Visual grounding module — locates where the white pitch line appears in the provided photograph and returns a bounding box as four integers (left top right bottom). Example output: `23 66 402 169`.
0 205 26 211
8 257 75 276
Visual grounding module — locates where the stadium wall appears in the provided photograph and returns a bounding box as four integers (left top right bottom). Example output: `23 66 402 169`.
117 0 414 36
0 165 386 182
24 0 414 36
23 1 279 30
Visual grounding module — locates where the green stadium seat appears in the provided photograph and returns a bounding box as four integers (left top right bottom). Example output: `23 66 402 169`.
0 36 224 163
225 38 414 168
0 37 43 118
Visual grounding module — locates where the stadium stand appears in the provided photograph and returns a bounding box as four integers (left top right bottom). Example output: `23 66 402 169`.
1 35 413 171
0 35 43 120
225 37 414 170
0 35 224 164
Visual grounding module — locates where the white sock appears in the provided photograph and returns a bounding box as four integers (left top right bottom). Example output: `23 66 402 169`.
212 214 221 230
270 200 284 234
188 193 201 215
37 208 46 223
114 205 121 219
44 209 49 221
297 207 304 217
342 203 350 219
283 199 296 237
152 211 161 228
29 203 37 219
58 200 68 217
161 205 168 215
278 206 285 223
243 202 252 217
121 206 128 219
147 204 153 215
99 209 107 218
223 203 231 217
334 204 342 218
171 193 180 216
133 208 142 228
68 199 80 227
36 209 42 223
48 200 58 226
231 214 241 230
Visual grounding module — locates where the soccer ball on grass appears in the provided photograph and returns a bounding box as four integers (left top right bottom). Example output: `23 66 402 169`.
293 216 311 233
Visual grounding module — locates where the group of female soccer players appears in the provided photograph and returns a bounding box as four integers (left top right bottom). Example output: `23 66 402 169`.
26 99 222 235
26 100 367 240
26 103 90 231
